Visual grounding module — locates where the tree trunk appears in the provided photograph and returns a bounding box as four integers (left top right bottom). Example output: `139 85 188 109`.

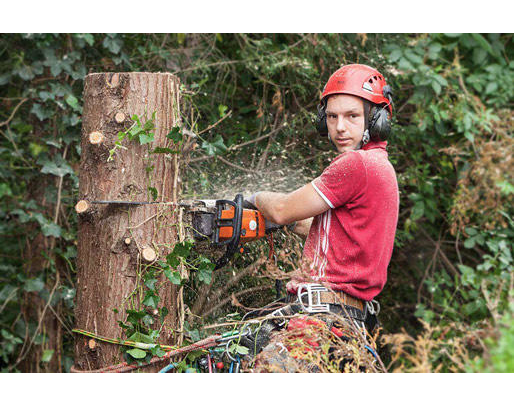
74 72 181 372
19 174 62 372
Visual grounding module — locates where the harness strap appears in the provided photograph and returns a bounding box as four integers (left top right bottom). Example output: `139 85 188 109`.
318 291 364 311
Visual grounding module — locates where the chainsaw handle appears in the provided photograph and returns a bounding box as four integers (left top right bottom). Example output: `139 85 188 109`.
213 194 244 270
242 199 257 210
213 194 243 246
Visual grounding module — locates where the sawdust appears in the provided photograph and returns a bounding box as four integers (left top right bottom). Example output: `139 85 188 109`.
184 156 320 201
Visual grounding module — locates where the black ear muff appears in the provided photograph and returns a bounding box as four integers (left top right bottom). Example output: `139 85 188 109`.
315 101 328 136
369 106 391 141
368 87 393 141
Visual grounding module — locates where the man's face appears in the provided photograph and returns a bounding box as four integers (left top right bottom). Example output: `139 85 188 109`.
326 94 365 153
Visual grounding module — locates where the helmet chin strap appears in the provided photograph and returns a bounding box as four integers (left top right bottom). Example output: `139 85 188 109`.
356 129 370 150
361 129 370 146
359 100 371 149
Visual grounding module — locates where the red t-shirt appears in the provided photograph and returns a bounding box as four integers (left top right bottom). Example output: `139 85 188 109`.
302 140 399 301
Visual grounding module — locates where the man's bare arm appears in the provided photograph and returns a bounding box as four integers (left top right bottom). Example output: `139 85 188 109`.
255 183 330 225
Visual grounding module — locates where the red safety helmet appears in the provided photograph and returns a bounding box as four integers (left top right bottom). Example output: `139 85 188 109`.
321 64 393 115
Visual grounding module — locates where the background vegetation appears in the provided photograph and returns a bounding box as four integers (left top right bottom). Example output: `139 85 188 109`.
0 33 512 372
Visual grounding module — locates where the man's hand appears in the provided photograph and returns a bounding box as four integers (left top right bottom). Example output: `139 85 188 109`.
292 217 313 237
244 193 258 210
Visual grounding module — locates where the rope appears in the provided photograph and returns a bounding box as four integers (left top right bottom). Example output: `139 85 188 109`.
72 329 175 351
159 362 177 373
70 332 221 373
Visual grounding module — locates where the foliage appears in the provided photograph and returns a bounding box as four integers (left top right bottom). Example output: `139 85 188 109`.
470 304 514 373
108 112 158 161
0 33 512 372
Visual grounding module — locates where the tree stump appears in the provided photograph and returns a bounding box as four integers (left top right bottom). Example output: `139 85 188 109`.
74 72 182 372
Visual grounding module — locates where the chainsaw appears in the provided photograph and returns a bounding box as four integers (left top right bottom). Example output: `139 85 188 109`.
89 194 283 270
179 194 283 270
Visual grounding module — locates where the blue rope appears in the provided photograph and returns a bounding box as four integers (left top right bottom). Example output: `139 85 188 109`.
159 362 177 373
364 345 378 360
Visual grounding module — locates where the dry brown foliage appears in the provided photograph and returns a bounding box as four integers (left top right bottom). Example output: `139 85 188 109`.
443 126 514 235
381 320 491 372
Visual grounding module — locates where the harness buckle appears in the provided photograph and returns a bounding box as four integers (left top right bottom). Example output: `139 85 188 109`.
270 307 288 327
297 283 330 313
366 299 381 316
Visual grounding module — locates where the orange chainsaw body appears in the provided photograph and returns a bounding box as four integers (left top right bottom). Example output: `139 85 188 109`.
218 207 266 243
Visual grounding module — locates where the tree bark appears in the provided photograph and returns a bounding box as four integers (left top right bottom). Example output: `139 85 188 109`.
19 175 62 373
74 72 181 372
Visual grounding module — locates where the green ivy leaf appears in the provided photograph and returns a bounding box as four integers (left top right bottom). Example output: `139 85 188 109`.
197 257 214 284
151 346 166 357
41 222 62 238
202 135 227 156
103 35 123 54
142 315 154 327
166 127 183 143
77 33 94 46
142 292 160 309
126 309 146 325
148 187 158 201
128 331 153 344
28 142 45 157
172 241 193 258
39 156 74 178
139 132 154 145
127 348 146 359
24 278 45 293
18 65 35 81
165 253 180 268
411 201 425 221
163 267 182 285
41 349 54 363
464 236 476 249
0 183 12 199
229 343 249 355
145 278 158 291
65 94 81 112
31 103 52 121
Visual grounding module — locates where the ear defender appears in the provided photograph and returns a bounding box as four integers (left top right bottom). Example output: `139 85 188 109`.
315 101 328 136
368 105 392 141
368 86 393 141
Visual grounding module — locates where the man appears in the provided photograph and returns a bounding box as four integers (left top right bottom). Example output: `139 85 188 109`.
244 64 399 371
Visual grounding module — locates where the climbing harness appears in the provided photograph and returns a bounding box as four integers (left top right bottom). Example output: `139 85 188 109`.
238 283 382 369
297 283 332 313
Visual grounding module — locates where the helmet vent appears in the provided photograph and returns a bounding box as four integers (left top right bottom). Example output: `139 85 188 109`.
362 82 373 92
